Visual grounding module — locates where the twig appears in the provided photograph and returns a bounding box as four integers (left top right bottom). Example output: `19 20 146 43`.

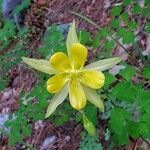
70 11 130 55
141 136 150 146
70 11 147 65
133 137 140 150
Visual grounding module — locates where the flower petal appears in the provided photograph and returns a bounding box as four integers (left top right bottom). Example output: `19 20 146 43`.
45 84 68 118
66 20 79 56
84 57 122 71
47 73 69 93
83 86 104 112
22 57 58 74
79 70 105 89
69 79 86 110
69 43 87 70
50 52 71 72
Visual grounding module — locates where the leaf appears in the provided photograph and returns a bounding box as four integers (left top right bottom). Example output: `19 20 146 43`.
128 21 138 30
14 0 31 14
123 0 131 6
121 12 129 22
84 105 97 126
111 19 119 29
82 114 96 136
127 121 141 138
142 6 150 19
117 27 127 37
22 57 58 74
143 65 150 80
110 108 131 145
145 0 150 5
145 22 150 33
92 32 101 48
119 66 136 81
111 5 122 16
111 82 136 102
79 132 102 150
104 40 115 50
83 86 104 112
66 20 79 55
138 90 150 112
122 32 135 44
79 31 91 44
84 57 121 71
99 28 110 37
132 4 141 15
103 72 116 88
45 84 68 118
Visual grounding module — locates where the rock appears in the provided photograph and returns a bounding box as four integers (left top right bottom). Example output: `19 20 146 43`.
2 0 22 19
0 114 9 129
2 0 27 24
109 65 125 75
40 135 56 150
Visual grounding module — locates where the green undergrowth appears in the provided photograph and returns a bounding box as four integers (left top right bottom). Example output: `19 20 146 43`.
0 0 150 149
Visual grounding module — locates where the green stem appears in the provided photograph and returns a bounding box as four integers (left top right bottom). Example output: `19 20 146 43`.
133 43 148 65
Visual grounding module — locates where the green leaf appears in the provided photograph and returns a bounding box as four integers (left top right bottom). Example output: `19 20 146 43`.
104 40 115 50
122 32 135 44
128 21 138 30
121 12 129 22
80 31 91 44
145 0 150 5
66 20 79 55
127 121 141 138
104 72 116 88
45 85 68 118
119 66 136 81
79 132 102 150
138 90 150 113
145 22 150 33
111 5 122 16
14 0 31 14
84 105 97 126
111 19 120 29
132 4 141 15
83 115 96 136
92 31 101 48
99 28 109 37
110 108 131 145
143 65 150 80
84 57 122 71
123 0 131 6
83 86 104 112
142 6 150 19
22 57 58 74
117 27 127 37
112 82 136 102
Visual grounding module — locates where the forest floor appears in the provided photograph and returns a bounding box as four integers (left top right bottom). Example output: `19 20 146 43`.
0 0 150 150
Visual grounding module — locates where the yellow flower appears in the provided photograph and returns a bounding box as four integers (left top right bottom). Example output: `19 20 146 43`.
47 43 105 110
22 20 121 118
